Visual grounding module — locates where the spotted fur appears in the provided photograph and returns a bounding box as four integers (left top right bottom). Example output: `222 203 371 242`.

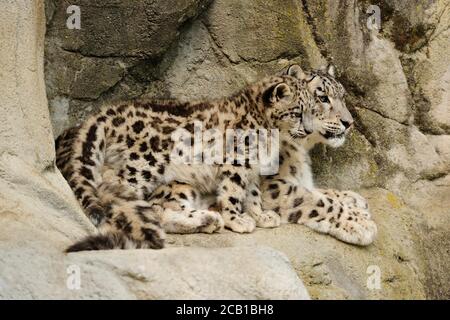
57 72 316 251
145 65 377 246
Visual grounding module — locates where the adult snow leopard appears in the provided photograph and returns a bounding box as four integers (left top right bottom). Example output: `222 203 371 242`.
123 65 377 247
56 68 317 251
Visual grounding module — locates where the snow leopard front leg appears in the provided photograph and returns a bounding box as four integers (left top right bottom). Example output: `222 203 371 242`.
244 181 281 228
318 189 370 218
262 181 377 245
216 166 256 233
146 182 224 234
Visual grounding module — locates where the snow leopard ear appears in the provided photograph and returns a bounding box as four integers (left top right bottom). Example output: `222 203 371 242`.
286 64 308 80
320 64 336 77
263 83 293 105
327 64 336 77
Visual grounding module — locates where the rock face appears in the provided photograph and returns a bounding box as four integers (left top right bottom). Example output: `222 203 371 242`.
0 0 309 300
166 188 433 299
44 0 213 136
0 0 448 299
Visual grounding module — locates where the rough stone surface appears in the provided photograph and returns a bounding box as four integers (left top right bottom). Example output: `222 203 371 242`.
0 0 309 300
166 187 433 300
1 0 54 169
69 247 310 300
1 0 449 299
45 0 213 136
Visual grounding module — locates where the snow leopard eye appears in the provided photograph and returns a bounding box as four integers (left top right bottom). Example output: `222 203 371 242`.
319 96 330 103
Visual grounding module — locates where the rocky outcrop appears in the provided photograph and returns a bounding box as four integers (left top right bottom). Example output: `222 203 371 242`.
44 0 213 136
0 0 309 300
44 0 450 298
1 0 448 299
167 187 430 299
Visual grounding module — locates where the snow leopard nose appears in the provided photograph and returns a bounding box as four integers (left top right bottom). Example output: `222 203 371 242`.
305 128 313 134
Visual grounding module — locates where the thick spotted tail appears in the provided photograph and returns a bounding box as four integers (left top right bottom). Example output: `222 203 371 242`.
56 119 166 252
64 187 166 252
66 232 139 252
61 180 166 252
66 228 165 253
57 118 112 227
